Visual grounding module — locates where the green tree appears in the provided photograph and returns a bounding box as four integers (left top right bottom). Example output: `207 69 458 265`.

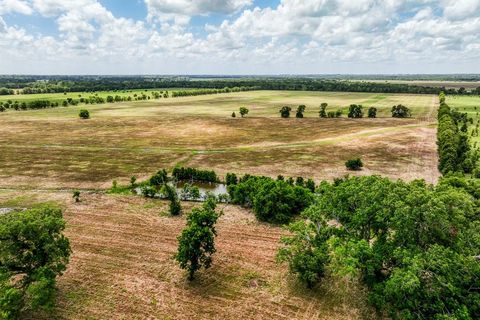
0 205 71 319
78 109 90 119
253 180 313 224
278 176 480 319
319 103 328 118
239 107 249 117
149 169 168 186
278 211 330 288
367 107 377 118
279 106 292 118
296 105 306 118
348 104 363 118
175 198 219 280
161 184 181 215
391 104 411 118
225 173 238 186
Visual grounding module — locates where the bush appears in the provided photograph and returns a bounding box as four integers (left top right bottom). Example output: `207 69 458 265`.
367 107 377 118
79 109 90 119
72 190 80 202
345 158 363 170
180 183 200 201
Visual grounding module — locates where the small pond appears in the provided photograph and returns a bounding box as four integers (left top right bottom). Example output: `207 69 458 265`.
135 181 228 202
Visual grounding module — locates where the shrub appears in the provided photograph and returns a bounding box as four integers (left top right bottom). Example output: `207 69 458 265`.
79 109 90 119
345 158 363 170
231 112 236 118
72 190 80 202
180 183 200 201
367 107 377 118
130 176 137 188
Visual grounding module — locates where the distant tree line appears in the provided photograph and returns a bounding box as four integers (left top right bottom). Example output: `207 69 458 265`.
171 87 257 97
1 76 480 96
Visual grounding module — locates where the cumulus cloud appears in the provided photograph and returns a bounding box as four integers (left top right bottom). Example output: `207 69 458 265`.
0 0 32 15
145 0 252 16
0 0 479 73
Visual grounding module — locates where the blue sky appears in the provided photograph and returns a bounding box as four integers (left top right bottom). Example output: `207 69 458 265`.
0 0 479 74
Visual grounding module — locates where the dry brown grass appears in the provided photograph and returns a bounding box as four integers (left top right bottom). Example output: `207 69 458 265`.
0 191 379 320
0 91 439 188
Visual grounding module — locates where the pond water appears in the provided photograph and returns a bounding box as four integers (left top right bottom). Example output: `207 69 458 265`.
0 208 19 215
135 181 228 201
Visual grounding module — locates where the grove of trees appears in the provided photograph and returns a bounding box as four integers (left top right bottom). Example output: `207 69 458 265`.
278 175 480 320
1 75 478 95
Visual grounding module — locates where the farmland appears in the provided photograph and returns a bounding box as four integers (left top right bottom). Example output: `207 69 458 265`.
2 88 480 320
0 90 439 190
0 190 376 320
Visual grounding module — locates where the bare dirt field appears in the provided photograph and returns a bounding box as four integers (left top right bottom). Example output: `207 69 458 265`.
0 90 439 189
0 190 378 320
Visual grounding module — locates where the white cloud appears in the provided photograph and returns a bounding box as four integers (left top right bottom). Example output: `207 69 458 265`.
442 0 480 20
0 0 480 74
0 0 32 15
145 0 252 16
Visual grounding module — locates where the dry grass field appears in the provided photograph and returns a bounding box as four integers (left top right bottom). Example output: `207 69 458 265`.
0 90 439 189
0 190 378 320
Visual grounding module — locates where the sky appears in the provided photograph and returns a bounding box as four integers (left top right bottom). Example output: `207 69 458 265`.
0 0 479 75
